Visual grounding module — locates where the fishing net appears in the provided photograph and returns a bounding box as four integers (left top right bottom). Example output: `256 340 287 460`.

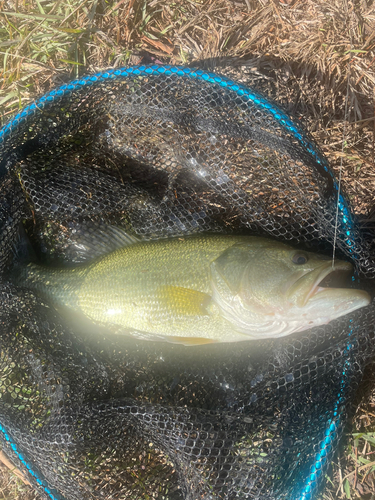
0 64 374 500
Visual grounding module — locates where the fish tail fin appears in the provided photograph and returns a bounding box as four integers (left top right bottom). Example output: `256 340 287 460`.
9 224 83 311
12 223 36 265
7 223 37 283
10 225 55 295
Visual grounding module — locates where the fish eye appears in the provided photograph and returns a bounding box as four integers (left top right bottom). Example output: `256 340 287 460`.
292 253 308 265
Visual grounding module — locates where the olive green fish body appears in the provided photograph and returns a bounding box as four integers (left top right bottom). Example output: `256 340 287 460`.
15 234 371 345
77 234 248 342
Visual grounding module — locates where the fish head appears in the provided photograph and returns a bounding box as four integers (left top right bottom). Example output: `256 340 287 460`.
210 238 371 338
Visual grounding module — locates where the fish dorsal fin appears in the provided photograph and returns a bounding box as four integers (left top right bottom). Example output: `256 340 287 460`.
67 223 139 263
157 285 211 316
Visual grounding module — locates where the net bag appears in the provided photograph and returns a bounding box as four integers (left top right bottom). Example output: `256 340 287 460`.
0 64 374 500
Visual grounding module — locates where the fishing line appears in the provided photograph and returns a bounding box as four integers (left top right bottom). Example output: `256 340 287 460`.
332 0 352 267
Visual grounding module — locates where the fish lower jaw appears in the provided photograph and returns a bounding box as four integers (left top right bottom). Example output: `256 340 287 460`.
223 313 315 339
219 296 370 339
231 313 342 339
306 288 371 315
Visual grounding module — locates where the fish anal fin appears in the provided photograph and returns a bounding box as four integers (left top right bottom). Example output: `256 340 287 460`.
166 336 217 346
158 286 211 316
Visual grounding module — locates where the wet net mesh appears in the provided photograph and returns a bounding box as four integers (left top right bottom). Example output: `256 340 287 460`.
0 64 374 500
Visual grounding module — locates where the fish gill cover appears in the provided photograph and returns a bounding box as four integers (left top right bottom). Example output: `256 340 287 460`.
0 64 374 499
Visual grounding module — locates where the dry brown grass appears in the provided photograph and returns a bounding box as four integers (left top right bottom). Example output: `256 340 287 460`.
2 0 375 211
1 0 375 498
0 453 39 500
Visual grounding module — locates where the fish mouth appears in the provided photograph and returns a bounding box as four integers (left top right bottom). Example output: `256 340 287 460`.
287 260 354 307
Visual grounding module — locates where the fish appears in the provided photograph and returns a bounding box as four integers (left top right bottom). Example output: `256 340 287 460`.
13 233 371 345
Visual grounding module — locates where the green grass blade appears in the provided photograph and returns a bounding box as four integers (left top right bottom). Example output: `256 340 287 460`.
2 11 65 21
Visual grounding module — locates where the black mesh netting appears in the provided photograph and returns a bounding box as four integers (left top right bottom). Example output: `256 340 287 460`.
0 64 375 500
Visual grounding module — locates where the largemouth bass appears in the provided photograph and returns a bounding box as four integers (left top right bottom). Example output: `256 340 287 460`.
14 234 370 345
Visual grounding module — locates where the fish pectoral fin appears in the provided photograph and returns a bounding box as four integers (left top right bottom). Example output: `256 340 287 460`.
165 336 218 346
157 286 211 316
